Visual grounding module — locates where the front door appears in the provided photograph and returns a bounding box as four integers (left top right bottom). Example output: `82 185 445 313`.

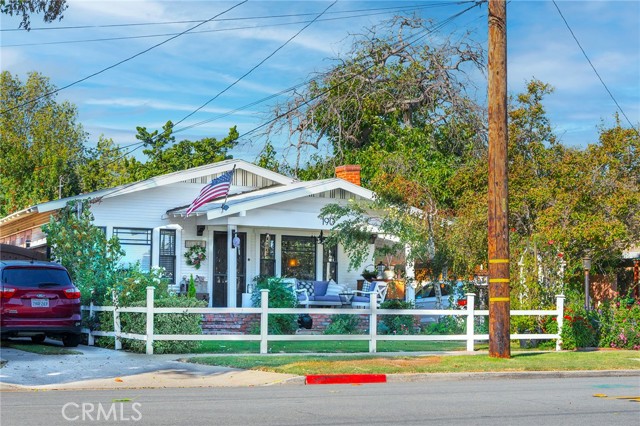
212 231 246 307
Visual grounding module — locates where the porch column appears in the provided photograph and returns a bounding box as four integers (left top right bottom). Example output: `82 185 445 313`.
227 224 238 307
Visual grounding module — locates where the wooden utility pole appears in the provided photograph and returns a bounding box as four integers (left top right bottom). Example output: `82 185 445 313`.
487 0 510 358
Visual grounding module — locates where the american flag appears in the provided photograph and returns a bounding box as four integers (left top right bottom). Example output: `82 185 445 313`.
185 170 234 216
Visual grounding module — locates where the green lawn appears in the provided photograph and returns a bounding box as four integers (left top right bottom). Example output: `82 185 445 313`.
1 339 82 355
194 339 468 354
186 350 640 375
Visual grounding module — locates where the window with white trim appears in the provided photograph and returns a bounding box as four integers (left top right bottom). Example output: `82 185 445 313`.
113 228 152 271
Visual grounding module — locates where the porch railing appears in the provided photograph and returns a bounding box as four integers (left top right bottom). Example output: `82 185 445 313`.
81 287 565 355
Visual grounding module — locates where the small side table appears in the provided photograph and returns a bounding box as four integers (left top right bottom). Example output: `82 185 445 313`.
339 292 354 306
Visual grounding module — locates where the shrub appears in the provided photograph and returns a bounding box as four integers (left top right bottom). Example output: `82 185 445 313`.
42 199 125 305
251 276 297 335
598 294 640 350
111 267 169 307
422 315 465 335
379 300 415 335
119 297 206 354
324 314 361 335
560 305 598 350
118 296 206 353
187 274 196 298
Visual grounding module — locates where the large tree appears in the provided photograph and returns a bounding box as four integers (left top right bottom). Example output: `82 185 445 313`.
77 136 132 193
447 80 639 307
0 0 67 30
263 15 486 192
0 71 86 216
129 121 239 180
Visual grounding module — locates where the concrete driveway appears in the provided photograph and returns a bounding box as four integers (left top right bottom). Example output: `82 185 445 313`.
0 338 300 391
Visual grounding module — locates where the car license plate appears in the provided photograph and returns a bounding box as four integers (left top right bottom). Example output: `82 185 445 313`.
31 299 49 308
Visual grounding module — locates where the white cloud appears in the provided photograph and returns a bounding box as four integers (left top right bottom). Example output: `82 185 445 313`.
69 0 168 23
84 97 254 115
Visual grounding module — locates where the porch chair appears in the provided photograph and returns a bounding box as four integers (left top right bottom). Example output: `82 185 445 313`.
350 281 388 308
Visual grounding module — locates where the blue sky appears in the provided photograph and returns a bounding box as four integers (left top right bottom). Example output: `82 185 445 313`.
1 0 638 164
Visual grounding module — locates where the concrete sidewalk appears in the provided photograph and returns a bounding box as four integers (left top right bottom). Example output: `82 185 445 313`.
0 343 300 391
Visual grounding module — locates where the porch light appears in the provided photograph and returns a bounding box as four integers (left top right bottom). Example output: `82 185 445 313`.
288 258 300 268
231 230 240 249
369 234 377 244
315 230 326 244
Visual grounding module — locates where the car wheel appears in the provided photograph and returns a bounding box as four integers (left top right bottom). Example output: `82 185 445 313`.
31 335 46 344
62 334 81 347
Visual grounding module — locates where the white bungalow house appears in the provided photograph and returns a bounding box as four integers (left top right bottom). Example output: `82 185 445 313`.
1 160 411 307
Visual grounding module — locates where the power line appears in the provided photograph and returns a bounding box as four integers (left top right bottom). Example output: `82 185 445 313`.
0 1 249 116
100 1 485 201
172 0 338 128
552 0 639 137
174 1 485 136
1 5 435 48
0 2 461 32
24 1 484 181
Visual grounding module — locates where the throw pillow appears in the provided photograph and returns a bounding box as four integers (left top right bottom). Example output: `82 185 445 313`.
361 281 371 292
297 280 315 296
325 280 344 296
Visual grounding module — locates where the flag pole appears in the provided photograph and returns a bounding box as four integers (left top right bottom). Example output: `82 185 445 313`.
220 164 236 212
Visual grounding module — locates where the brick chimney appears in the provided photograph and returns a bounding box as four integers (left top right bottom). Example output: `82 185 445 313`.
335 165 361 186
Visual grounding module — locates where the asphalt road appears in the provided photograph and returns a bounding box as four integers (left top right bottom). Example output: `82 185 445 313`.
2 376 639 426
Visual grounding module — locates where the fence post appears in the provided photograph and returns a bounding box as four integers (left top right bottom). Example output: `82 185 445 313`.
555 294 565 351
146 286 155 355
466 293 476 352
87 300 95 346
369 292 377 353
260 289 269 354
112 291 122 350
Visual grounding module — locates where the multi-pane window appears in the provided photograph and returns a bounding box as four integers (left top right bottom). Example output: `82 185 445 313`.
323 243 338 282
281 236 316 280
159 229 176 283
113 228 152 271
259 233 275 277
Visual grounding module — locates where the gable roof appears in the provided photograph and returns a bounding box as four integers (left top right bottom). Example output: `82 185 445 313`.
0 159 295 226
168 178 375 219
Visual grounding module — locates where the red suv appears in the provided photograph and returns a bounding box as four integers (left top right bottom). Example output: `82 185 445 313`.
1 260 82 347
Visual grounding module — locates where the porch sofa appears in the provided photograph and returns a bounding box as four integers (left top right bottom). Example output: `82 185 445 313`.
295 279 347 307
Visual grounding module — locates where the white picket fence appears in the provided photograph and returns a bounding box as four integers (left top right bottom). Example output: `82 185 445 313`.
81 287 565 355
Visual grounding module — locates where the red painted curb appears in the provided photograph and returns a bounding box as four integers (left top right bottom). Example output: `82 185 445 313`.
305 374 387 385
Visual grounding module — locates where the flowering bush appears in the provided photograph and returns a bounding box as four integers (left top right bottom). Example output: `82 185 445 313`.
560 305 598 350
110 265 169 307
184 244 206 269
598 294 640 350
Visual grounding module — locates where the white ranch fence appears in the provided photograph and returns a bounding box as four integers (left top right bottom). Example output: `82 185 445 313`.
81 287 565 355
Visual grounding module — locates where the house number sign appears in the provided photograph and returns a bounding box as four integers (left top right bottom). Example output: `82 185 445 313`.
321 217 335 226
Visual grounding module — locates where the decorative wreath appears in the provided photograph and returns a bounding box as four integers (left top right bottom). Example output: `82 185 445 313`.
184 245 206 269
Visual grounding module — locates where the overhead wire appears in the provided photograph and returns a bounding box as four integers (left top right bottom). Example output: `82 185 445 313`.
552 0 639 137
0 0 249 116
175 1 486 137
172 0 338 128
0 2 456 32
1 5 435 48
21 1 484 187
98 0 486 201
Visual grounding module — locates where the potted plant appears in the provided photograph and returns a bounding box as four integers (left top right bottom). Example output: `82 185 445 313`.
361 266 377 282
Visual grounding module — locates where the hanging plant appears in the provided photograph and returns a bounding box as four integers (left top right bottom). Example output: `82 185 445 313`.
184 245 206 269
